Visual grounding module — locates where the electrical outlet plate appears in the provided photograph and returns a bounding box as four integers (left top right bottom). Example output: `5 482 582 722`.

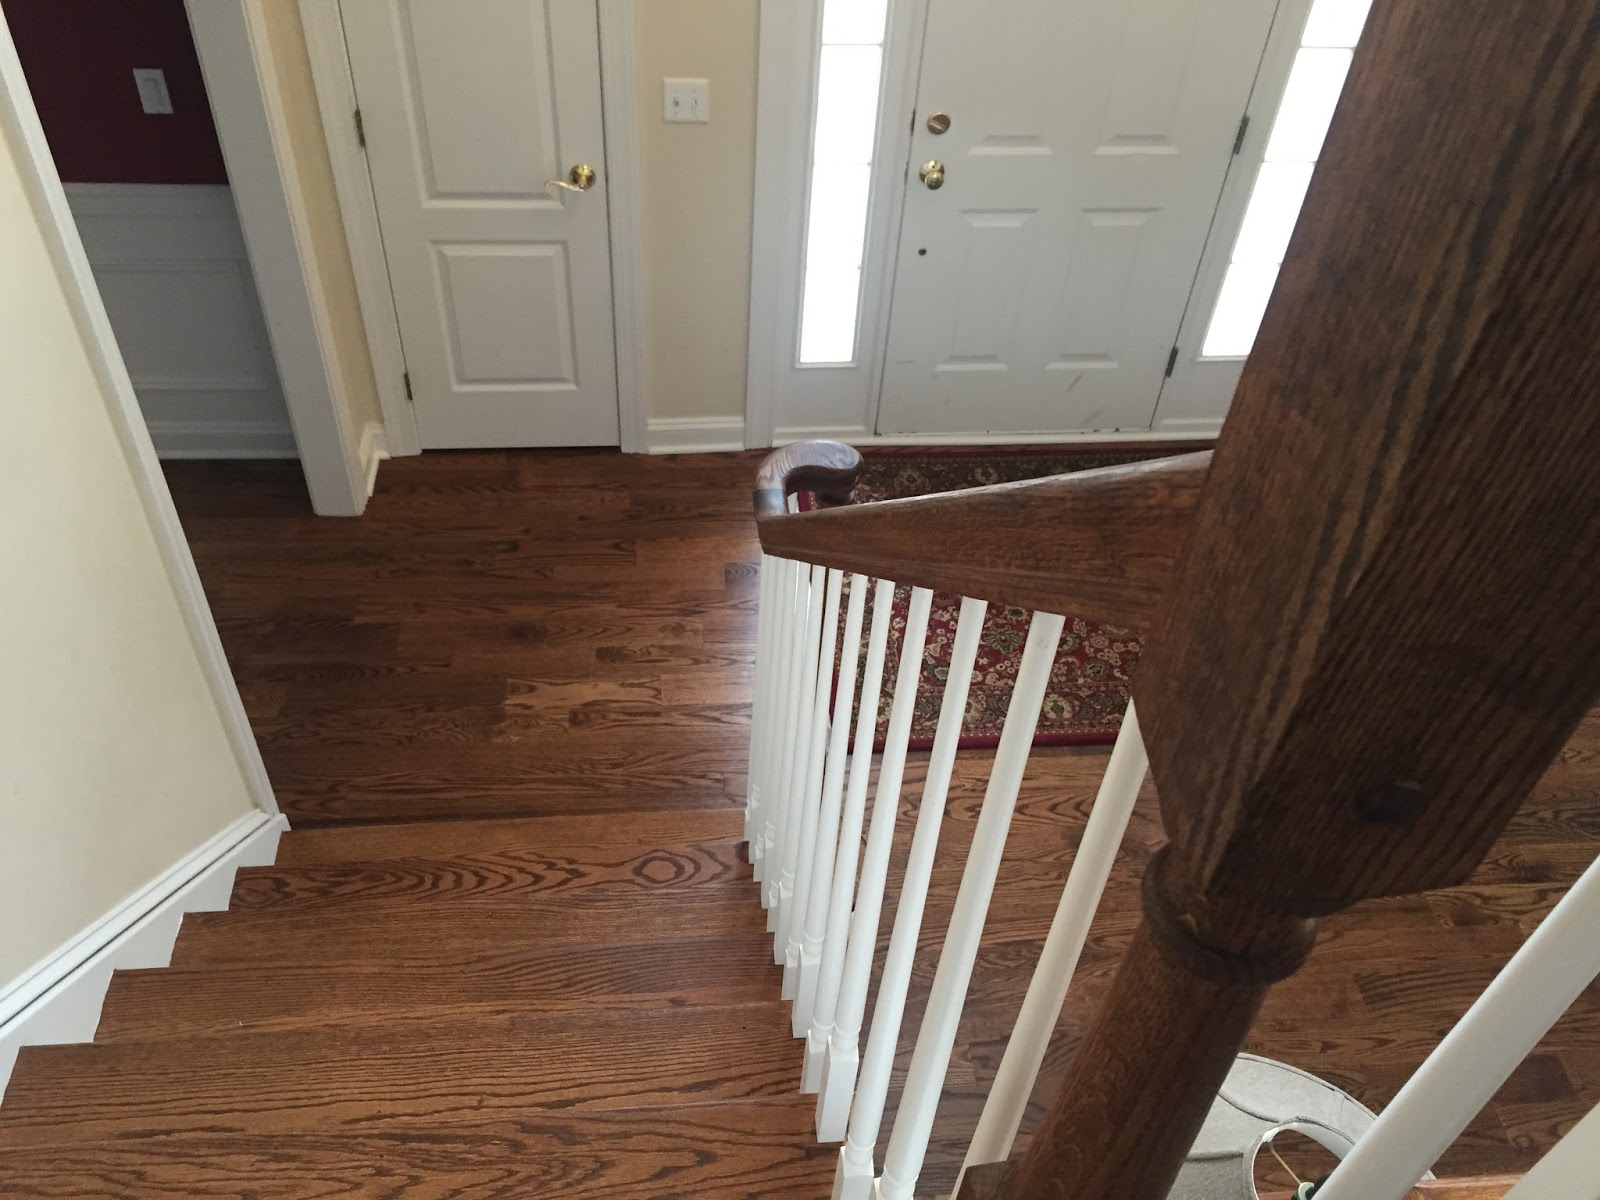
133 68 173 115
662 77 710 124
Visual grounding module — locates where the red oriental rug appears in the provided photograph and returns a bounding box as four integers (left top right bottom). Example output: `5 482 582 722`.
821 445 1202 750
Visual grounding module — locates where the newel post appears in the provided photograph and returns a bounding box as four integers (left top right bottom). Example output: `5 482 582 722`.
965 2 1600 1197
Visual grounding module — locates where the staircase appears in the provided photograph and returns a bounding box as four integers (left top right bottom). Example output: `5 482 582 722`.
0 809 845 1195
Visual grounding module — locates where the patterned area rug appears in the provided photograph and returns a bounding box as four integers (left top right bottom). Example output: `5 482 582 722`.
823 446 1197 750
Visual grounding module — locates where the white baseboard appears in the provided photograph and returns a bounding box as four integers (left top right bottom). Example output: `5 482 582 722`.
646 415 748 454
359 421 389 496
0 811 288 1099
773 424 1218 447
146 417 300 459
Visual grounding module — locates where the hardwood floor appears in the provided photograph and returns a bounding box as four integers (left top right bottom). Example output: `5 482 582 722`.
1 449 1595 1196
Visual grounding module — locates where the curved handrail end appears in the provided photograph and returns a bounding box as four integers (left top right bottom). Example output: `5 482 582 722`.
752 440 864 519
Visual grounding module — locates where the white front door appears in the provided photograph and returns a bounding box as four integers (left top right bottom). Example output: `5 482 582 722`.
342 0 618 448
876 0 1279 437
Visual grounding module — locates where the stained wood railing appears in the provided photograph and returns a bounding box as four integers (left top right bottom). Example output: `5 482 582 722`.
742 2 1600 1198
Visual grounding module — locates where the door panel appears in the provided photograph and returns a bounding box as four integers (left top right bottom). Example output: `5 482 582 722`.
877 0 1278 436
343 0 617 448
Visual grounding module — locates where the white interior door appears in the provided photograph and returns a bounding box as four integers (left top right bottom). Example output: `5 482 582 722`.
876 0 1279 437
341 0 618 448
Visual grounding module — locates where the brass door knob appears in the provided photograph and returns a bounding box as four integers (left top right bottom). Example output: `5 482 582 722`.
919 159 945 190
547 163 597 192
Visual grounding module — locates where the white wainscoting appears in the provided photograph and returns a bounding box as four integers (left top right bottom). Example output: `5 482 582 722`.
0 811 288 1099
65 183 297 459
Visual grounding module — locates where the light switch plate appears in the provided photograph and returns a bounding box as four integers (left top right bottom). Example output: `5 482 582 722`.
662 77 710 124
133 68 173 115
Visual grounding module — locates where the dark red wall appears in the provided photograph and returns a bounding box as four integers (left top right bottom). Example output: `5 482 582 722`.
7 0 227 185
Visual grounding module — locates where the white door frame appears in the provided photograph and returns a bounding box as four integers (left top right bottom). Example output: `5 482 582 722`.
0 12 277 817
747 0 1307 449
298 0 649 456
185 0 378 515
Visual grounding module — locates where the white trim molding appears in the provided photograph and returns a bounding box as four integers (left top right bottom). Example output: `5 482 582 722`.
648 416 749 454
0 13 278 819
300 0 647 455
598 0 649 454
0 813 288 1099
774 425 1218 449
186 0 372 515
359 420 389 495
147 419 301 459
298 0 419 458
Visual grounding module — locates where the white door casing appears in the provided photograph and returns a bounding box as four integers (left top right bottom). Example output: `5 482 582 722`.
876 0 1279 437
341 0 619 448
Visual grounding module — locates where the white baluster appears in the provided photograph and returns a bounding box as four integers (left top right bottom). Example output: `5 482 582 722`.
833 594 988 1200
772 564 828 952
1316 849 1600 1200
783 567 846 1000
955 700 1149 1191
877 611 1065 1200
764 560 813 923
1503 1099 1600 1199
794 573 869 1035
805 577 895 1095
818 585 932 1141
746 553 778 870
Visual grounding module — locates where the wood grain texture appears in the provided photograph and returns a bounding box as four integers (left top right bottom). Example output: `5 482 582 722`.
1136 0 1600 913
0 1005 802 1147
0 450 1583 1196
757 450 1209 632
1006 3 1600 1196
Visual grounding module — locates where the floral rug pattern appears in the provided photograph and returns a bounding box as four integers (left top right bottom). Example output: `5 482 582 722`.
828 447 1188 749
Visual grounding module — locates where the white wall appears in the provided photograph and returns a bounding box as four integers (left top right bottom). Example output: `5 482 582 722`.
634 0 759 424
0 76 262 984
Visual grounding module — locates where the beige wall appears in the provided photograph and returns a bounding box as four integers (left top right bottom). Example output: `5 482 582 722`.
634 0 758 422
257 1 383 435
0 115 258 983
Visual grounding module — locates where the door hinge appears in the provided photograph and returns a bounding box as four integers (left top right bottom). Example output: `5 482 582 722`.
402 370 413 402
354 107 367 149
1164 346 1179 377
1232 114 1250 156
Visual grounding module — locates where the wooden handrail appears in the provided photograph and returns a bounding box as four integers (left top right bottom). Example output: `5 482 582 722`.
961 2 1600 1198
754 448 1210 633
751 439 864 518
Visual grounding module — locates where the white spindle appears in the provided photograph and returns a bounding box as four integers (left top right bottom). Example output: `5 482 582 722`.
833 595 988 1200
794 573 869 1035
764 561 815 925
773 564 829 955
1316 849 1600 1200
805 577 895 1097
956 700 1149 1191
877 611 1065 1200
782 568 846 998
1502 1099 1600 1199
757 557 799 898
746 554 778 870
817 585 933 1142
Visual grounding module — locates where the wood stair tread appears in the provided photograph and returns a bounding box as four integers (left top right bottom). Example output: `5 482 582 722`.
0 1105 836 1199
95 934 781 1042
228 838 749 912
272 808 746 864
0 1004 810 1149
166 886 769 968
